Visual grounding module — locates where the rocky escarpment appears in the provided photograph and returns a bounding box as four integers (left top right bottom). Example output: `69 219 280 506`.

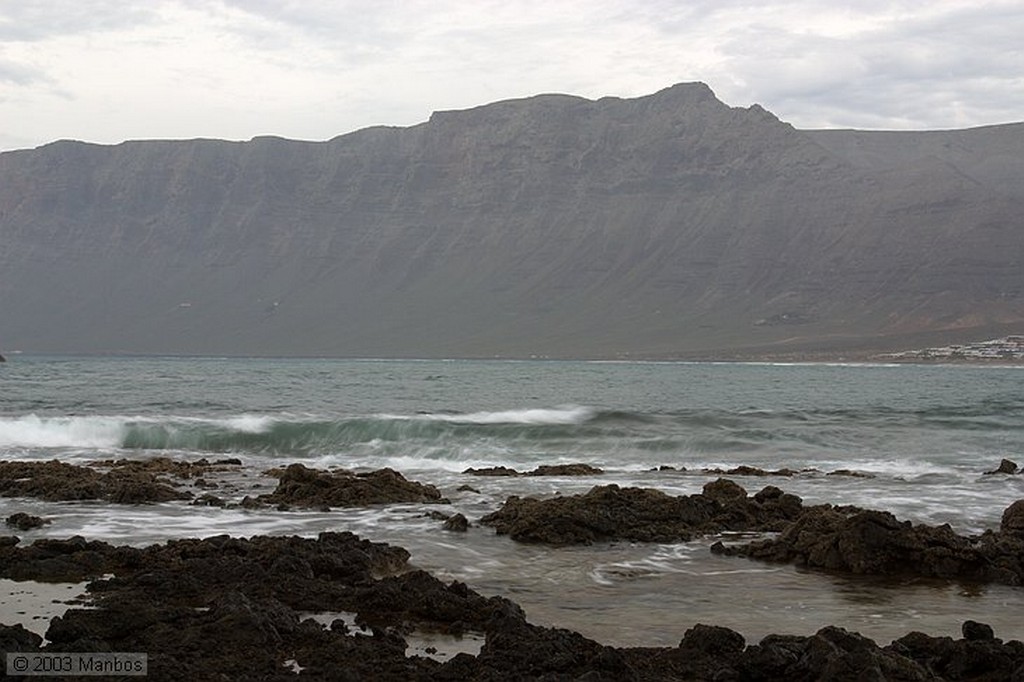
1 83 1022 359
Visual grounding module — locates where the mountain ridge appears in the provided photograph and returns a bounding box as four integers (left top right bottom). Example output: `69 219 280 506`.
2 83 1022 359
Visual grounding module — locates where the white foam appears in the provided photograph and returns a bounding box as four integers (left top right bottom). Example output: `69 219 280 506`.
380 405 594 426
0 414 125 449
219 415 276 433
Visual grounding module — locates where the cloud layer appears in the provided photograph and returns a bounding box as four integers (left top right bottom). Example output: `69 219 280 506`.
1 0 1022 151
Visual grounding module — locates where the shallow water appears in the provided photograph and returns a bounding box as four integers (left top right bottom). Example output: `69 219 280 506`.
2 356 1023 645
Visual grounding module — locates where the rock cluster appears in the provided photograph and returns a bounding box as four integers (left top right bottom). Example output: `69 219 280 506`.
0 460 190 504
463 463 605 476
479 480 805 545
712 501 1024 585
1 531 1021 680
256 464 448 508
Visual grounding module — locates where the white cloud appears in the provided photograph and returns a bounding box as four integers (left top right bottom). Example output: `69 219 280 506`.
0 0 1021 151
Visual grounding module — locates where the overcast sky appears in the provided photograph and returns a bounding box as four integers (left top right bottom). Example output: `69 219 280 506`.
2 1 1022 152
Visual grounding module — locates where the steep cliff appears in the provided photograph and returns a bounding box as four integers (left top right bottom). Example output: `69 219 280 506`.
1 83 1022 358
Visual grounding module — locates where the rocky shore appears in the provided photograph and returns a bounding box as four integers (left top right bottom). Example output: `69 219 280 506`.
2 457 1023 679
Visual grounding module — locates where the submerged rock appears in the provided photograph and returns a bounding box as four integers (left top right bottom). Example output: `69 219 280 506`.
257 464 448 508
480 480 804 545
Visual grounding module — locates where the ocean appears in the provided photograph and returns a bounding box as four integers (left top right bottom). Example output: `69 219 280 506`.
2 356 1023 646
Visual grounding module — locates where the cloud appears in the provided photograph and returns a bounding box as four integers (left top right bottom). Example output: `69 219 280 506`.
0 1 157 41
0 0 1022 151
0 56 50 86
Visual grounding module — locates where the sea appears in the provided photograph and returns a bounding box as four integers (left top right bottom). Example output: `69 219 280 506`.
2 355 1023 647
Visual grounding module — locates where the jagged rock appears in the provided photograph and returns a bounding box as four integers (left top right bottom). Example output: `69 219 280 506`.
480 481 804 545
5 512 50 530
442 513 469 532
1001 500 1024 537
702 478 747 502
1 529 1022 680
0 623 41 653
985 458 1020 475
962 620 995 641
456 484 481 493
703 465 799 477
528 463 604 476
0 460 190 504
258 464 448 507
890 628 1024 680
462 466 521 476
713 501 1024 585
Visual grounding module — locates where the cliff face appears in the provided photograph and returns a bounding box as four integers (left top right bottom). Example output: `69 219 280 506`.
1 83 1022 358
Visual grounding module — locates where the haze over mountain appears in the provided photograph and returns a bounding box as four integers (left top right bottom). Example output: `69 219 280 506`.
1 83 1022 359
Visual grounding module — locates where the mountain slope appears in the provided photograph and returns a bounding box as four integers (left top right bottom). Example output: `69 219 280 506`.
1 83 1022 358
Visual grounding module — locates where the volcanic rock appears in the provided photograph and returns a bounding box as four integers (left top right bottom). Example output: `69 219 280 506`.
5 513 50 530
443 513 470 532
986 458 1020 475
463 466 521 476
258 464 448 507
703 465 799 477
1 530 1022 680
0 460 190 504
528 463 605 476
1001 499 1024 537
480 481 805 545
713 502 1024 585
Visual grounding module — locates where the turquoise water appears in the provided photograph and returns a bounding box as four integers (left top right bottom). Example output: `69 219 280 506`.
2 356 1023 644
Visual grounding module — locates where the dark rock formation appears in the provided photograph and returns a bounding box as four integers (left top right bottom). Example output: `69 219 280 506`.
1 530 1022 680
713 501 1024 586
1002 500 1024 537
257 464 448 508
528 463 605 476
463 463 605 477
4 512 50 530
0 460 190 504
463 466 521 476
479 480 805 545
442 513 469 532
986 458 1020 475
703 465 800 477
2 84 1023 360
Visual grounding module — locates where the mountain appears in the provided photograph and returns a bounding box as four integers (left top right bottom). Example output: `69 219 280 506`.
1 83 1022 359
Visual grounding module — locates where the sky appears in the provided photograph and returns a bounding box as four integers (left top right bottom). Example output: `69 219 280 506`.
1 1 1022 152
